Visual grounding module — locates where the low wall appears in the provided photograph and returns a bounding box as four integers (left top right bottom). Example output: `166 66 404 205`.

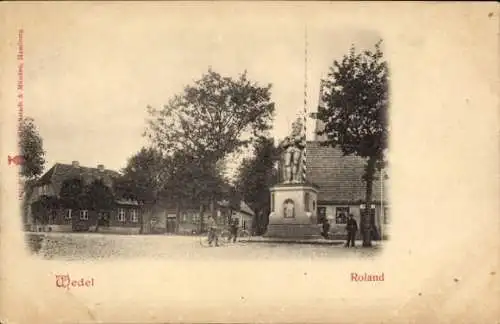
27 225 73 233
178 223 198 235
47 225 72 232
97 227 140 235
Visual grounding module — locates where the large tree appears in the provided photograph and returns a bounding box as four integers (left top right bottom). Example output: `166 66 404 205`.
234 137 280 235
144 68 275 220
144 69 275 163
316 40 389 247
117 147 167 205
20 117 46 225
115 147 170 233
161 149 228 232
19 117 46 180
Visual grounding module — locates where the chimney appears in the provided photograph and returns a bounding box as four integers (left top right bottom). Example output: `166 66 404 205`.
72 161 80 168
97 164 105 172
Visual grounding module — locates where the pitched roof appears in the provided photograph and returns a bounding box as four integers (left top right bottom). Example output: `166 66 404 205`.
306 141 387 204
239 201 255 216
217 200 255 216
37 163 121 195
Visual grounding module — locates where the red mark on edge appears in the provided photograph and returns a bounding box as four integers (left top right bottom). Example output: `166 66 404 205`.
8 155 25 166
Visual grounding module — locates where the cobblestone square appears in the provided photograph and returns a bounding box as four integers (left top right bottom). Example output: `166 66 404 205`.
32 233 382 261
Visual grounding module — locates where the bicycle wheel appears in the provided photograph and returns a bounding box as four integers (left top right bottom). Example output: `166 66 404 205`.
199 234 211 247
238 230 251 243
219 230 231 245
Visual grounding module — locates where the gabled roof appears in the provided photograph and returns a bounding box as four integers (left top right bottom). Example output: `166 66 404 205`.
306 141 387 204
36 163 121 195
238 201 255 216
218 200 255 216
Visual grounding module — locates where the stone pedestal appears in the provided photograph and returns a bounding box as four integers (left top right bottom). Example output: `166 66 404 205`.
264 183 322 239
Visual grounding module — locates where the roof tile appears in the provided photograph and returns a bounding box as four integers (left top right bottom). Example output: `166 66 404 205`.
306 142 387 203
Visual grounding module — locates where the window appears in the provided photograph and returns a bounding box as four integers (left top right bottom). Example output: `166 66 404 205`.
304 192 310 212
335 207 349 224
118 208 126 222
38 185 48 195
383 207 389 224
130 209 138 223
65 209 72 220
80 210 89 220
312 200 316 210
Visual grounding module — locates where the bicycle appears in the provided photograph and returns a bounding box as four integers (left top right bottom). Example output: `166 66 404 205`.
220 227 251 244
199 228 226 247
199 227 251 247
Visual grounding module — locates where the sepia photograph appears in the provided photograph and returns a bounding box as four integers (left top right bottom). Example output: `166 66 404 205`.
1 2 498 324
20 15 389 261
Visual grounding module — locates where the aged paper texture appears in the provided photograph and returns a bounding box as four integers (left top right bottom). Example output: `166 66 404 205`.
1 2 499 323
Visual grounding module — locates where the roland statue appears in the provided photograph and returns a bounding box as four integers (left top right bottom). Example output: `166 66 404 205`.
280 118 306 184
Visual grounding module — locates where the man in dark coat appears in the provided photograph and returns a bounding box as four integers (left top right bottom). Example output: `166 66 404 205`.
345 214 358 247
229 218 239 243
322 218 330 239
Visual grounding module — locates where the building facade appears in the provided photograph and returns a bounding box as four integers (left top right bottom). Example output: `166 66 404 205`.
145 200 254 235
306 116 390 240
26 161 143 234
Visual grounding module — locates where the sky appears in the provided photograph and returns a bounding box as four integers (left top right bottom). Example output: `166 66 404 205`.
22 4 380 177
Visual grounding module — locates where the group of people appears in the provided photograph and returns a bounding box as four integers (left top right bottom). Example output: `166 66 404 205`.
208 213 375 248
206 215 239 247
322 214 359 247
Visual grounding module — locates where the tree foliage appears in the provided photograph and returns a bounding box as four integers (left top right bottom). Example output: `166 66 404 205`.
316 40 389 247
20 117 46 180
116 147 167 205
144 69 275 163
317 41 388 163
59 178 86 209
234 137 280 235
84 179 115 212
161 149 228 206
30 194 60 225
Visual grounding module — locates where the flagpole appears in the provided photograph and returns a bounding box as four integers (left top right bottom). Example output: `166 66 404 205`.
302 23 308 183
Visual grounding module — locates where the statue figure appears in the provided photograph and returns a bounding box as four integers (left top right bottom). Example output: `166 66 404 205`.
283 199 295 218
280 118 306 183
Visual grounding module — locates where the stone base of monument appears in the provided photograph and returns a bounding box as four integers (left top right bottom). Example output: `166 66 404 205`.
263 183 323 240
264 224 322 239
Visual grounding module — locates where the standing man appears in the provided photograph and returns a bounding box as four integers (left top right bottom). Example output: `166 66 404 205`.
322 218 331 239
207 215 219 247
345 214 358 247
229 218 239 243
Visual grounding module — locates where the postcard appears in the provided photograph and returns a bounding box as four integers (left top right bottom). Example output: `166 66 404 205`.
1 2 498 323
